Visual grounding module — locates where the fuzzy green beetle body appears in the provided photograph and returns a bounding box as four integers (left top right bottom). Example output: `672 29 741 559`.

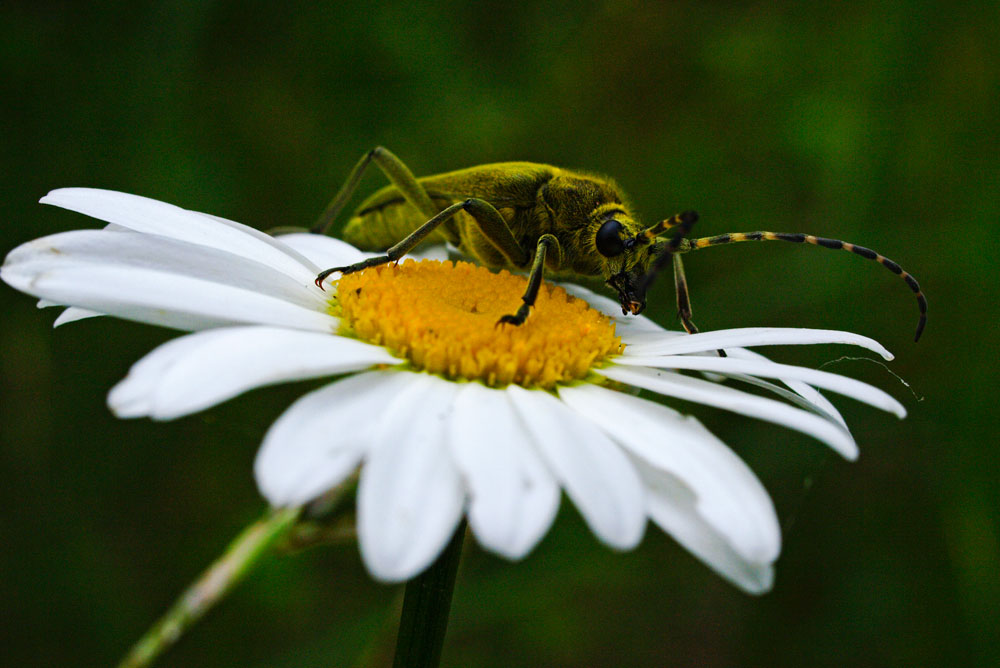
312 147 925 339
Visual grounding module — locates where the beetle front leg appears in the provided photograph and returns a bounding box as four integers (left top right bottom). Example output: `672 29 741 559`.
316 197 528 287
315 200 470 286
497 234 561 327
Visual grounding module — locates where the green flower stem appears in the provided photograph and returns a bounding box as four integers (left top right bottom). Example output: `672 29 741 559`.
117 506 301 668
392 519 468 668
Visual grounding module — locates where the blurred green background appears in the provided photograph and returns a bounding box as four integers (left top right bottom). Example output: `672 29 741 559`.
1 1 996 666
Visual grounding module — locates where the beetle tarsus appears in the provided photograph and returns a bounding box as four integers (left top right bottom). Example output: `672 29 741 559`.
496 304 530 327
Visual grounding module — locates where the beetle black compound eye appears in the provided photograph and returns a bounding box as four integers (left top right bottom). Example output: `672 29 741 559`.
596 219 626 257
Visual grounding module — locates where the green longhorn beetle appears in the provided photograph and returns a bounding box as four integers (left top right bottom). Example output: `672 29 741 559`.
313 147 926 341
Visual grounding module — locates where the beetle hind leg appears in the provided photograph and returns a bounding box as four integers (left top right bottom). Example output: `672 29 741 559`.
312 146 438 236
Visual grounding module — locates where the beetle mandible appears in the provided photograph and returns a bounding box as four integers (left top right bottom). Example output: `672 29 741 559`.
312 147 926 341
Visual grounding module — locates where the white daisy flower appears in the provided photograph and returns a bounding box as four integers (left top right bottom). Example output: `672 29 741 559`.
1 188 907 595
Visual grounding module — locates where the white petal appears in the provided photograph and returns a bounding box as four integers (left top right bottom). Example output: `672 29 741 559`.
619 328 687 348
448 382 559 560
255 370 414 506
40 188 320 278
506 385 645 550
598 365 859 459
272 233 368 268
108 327 400 420
637 460 775 594
560 282 670 335
624 327 894 360
53 306 103 327
358 373 465 582
558 384 780 563
39 290 108 327
3 260 336 333
107 332 215 418
4 229 327 311
726 347 847 428
406 245 450 262
724 372 849 430
616 353 905 417
556 283 619 316
274 233 448 289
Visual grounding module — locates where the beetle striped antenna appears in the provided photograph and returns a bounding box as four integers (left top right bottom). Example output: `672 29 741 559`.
687 231 927 342
638 211 699 294
635 211 699 246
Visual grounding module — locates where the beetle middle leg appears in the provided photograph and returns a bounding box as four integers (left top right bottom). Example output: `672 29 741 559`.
497 234 561 327
315 198 528 286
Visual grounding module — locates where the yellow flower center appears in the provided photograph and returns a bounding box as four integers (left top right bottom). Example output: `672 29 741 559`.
335 260 622 388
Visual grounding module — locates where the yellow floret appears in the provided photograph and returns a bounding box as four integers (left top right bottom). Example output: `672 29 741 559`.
335 260 622 389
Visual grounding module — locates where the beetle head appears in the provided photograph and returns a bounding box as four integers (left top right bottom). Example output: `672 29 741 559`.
592 214 658 315
595 210 699 316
